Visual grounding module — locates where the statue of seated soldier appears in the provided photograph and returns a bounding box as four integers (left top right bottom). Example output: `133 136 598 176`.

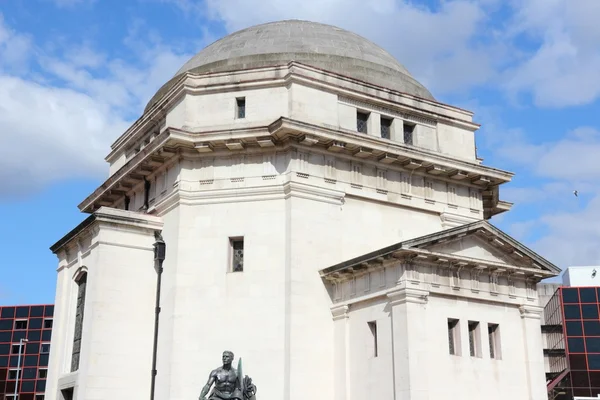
199 351 256 400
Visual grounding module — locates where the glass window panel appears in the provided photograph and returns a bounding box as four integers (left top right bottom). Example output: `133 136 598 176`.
15 307 29 318
572 371 590 387
0 356 8 367
590 371 600 387
569 337 586 353
0 344 9 355
41 330 51 342
380 118 392 140
585 321 600 336
44 306 54 317
36 380 46 392
581 288 598 303
563 288 580 303
11 331 26 342
27 330 41 342
1 308 15 319
590 354 600 370
357 112 369 133
29 306 43 318
582 304 599 320
567 321 584 336
22 368 36 379
571 354 588 370
9 356 18 367
28 318 42 330
21 379 35 392
26 343 39 355
587 338 600 353
0 332 11 342
24 355 38 367
0 320 12 330
565 305 582 319
574 387 593 397
39 354 49 367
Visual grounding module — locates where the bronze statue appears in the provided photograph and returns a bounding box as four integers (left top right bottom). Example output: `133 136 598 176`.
199 351 257 400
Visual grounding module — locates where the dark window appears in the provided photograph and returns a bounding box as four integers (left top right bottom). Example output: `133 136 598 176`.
24 355 38 367
43 319 53 329
11 344 23 355
590 354 600 370
574 387 593 397
403 123 415 145
380 117 392 139
27 330 41 342
468 321 479 357
124 195 130 211
565 305 581 319
581 288 598 303
37 379 47 392
39 354 49 367
567 321 584 336
36 395 45 400
236 97 246 119
230 238 244 272
569 338 586 353
14 320 27 330
9 355 18 367
589 371 600 387
38 368 47 379
12 331 26 342
21 379 35 392
44 306 54 317
8 369 18 379
585 321 600 336
29 306 44 318
0 344 9 355
1 307 15 318
582 304 599 320
587 338 600 353
61 387 73 400
15 307 29 318
0 331 11 342
368 321 378 357
26 343 40 355
0 356 8 367
71 273 87 372
0 319 12 330
41 330 52 342
23 367 36 379
572 371 591 387
448 318 459 355
40 344 50 354
563 288 580 303
29 318 42 330
357 111 369 133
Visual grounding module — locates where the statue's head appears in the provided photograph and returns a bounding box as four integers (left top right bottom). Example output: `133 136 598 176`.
222 351 234 365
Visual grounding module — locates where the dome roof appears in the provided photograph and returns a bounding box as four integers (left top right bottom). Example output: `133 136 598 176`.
145 20 434 111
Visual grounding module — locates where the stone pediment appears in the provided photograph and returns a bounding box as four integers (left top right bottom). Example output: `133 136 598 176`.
399 220 560 274
320 220 560 281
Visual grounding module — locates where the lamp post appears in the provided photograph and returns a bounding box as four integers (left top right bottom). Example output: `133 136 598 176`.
14 338 28 399
150 231 166 400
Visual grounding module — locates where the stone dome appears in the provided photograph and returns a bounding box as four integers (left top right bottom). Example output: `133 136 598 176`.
145 20 434 111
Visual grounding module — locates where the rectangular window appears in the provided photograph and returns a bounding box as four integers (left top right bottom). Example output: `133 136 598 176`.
38 368 48 378
14 320 27 330
448 318 460 355
8 369 19 379
468 321 481 357
230 238 244 272
41 343 51 354
36 395 45 400
357 111 369 133
11 344 23 354
403 123 415 145
368 321 378 357
236 97 246 119
488 323 501 359
44 319 53 329
380 117 392 139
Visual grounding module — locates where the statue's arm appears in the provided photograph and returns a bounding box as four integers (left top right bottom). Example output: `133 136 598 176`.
199 370 217 400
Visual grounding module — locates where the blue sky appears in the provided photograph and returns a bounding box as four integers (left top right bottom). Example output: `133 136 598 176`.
1 0 599 305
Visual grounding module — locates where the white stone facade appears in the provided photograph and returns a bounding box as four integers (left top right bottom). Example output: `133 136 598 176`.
45 21 559 400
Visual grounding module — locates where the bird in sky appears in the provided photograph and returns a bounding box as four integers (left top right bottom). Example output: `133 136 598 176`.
573 190 578 197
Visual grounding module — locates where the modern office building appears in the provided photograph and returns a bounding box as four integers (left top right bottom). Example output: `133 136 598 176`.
0 304 54 400
541 267 600 400
45 20 560 400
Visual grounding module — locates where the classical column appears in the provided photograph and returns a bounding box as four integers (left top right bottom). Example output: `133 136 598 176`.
519 305 547 400
387 286 430 400
331 305 350 400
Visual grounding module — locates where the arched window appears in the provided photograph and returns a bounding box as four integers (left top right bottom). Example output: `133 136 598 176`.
71 271 87 372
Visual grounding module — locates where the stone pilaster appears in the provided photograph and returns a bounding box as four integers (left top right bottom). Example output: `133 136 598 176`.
519 305 547 400
387 286 430 400
331 305 350 400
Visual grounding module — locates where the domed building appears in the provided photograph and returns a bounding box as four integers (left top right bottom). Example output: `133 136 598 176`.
45 20 558 400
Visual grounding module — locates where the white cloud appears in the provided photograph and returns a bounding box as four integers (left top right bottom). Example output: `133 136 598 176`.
0 16 191 197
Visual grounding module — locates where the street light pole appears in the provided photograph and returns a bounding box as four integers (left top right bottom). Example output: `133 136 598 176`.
150 231 166 400
14 338 28 399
